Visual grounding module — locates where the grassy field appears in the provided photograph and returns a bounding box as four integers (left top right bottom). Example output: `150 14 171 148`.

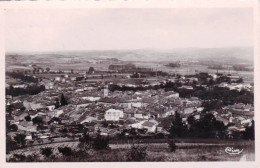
7 139 254 162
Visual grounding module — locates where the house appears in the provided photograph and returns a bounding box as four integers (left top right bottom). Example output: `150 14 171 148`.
166 93 179 99
241 119 252 126
142 121 157 133
183 107 195 115
55 77 61 82
124 118 138 126
23 101 46 111
196 107 204 112
161 110 175 118
13 84 27 89
41 80 54 89
18 124 37 132
134 113 143 119
104 109 124 121
13 111 27 122
228 75 240 82
157 123 163 132
52 109 64 117
129 121 144 129
71 77 77 81
216 116 229 126
79 116 97 124
94 123 103 132
227 126 246 132
179 85 193 90
47 105 55 111
129 102 142 108
25 135 33 140
81 96 101 102
219 82 228 88
13 102 25 111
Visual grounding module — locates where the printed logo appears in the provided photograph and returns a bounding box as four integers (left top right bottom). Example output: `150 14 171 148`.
225 147 243 155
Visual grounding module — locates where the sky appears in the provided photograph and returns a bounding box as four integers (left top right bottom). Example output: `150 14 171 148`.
5 8 253 52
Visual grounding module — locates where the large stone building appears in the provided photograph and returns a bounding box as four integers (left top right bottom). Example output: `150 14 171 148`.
104 109 124 121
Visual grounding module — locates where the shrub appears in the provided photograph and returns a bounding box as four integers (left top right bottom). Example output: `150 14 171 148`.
8 154 26 162
24 115 31 121
41 147 53 157
127 144 147 161
58 147 73 156
78 132 93 151
6 136 18 154
14 133 26 147
8 154 38 162
168 140 177 152
93 135 109 150
32 116 43 125
9 124 18 132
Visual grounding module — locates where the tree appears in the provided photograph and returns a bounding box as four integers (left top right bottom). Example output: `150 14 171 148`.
50 125 56 133
168 139 177 152
127 144 147 161
14 133 26 147
41 147 53 157
78 131 93 152
88 67 95 73
236 78 244 83
60 93 68 106
59 128 68 136
24 115 31 122
194 113 226 138
32 116 43 125
46 67 50 73
93 134 109 150
187 115 196 126
54 98 60 109
169 112 186 138
58 147 73 156
201 100 224 113
6 135 18 154
243 120 254 140
9 124 18 132
8 154 27 162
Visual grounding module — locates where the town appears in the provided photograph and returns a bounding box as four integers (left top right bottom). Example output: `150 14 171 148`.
5 54 254 161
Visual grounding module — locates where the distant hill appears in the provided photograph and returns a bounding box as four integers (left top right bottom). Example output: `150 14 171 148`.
6 47 253 67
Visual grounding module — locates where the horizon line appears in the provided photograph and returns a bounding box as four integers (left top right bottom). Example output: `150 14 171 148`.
5 46 254 54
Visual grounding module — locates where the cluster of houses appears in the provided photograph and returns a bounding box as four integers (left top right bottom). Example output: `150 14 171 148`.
6 64 254 146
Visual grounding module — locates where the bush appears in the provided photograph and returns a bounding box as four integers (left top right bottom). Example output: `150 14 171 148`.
24 115 31 121
58 147 73 156
168 140 177 152
41 147 53 157
8 154 26 162
78 132 92 150
6 136 18 154
32 116 43 125
8 154 38 162
9 124 18 132
93 134 110 150
14 133 26 147
127 144 147 161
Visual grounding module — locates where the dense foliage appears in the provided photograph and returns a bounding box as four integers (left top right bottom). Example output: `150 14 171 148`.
6 72 38 83
6 84 45 96
169 113 227 139
127 144 147 161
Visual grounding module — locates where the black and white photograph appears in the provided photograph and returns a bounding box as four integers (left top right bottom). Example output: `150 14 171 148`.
2 1 259 165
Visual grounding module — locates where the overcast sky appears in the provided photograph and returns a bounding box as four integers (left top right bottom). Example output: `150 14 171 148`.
5 8 253 52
